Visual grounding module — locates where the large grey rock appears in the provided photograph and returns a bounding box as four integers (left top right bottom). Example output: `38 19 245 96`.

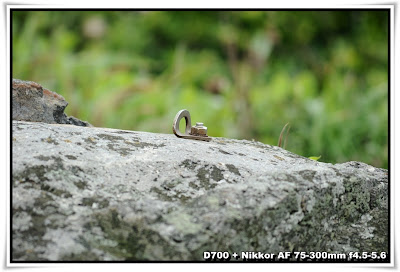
12 121 388 261
12 79 92 127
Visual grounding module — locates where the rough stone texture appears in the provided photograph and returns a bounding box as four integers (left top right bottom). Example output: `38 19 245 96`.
12 121 388 261
12 79 92 127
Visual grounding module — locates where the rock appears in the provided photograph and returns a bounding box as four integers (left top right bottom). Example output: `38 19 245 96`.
12 120 388 261
12 79 92 127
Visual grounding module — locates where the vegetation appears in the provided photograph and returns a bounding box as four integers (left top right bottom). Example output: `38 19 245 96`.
12 10 389 168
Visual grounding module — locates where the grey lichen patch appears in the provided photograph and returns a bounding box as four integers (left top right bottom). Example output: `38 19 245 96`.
131 141 166 149
13 156 87 201
368 181 387 210
339 176 371 221
150 187 175 202
13 212 49 260
32 191 54 210
364 206 388 250
96 132 141 146
281 188 337 251
13 211 33 231
196 165 222 190
105 139 165 155
84 137 97 145
121 226 186 260
41 137 59 145
59 249 102 261
124 140 135 145
283 174 386 253
297 170 317 182
82 137 97 150
165 211 202 235
96 133 125 142
273 155 285 161
217 148 232 155
264 192 300 232
13 164 52 185
207 191 293 253
162 179 183 190
150 179 194 203
273 173 297 183
13 191 58 259
226 164 241 176
180 159 198 170
74 180 88 190
107 143 132 156
91 209 189 260
211 166 224 181
35 155 52 161
356 214 375 239
81 197 109 209
41 183 72 198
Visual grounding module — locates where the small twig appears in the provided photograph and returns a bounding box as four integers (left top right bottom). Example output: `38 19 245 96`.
278 123 290 148
283 125 290 149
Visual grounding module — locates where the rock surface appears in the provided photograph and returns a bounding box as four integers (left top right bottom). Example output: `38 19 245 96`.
12 120 388 261
12 79 92 127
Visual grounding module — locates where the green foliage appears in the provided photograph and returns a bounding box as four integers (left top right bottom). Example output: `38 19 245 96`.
12 10 388 168
309 155 322 161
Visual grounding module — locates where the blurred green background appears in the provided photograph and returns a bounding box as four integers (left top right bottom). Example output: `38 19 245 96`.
12 10 388 168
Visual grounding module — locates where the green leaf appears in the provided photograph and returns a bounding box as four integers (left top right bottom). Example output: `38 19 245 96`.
309 155 321 161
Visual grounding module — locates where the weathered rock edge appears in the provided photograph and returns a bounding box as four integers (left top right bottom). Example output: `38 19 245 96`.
12 79 92 127
12 121 388 261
